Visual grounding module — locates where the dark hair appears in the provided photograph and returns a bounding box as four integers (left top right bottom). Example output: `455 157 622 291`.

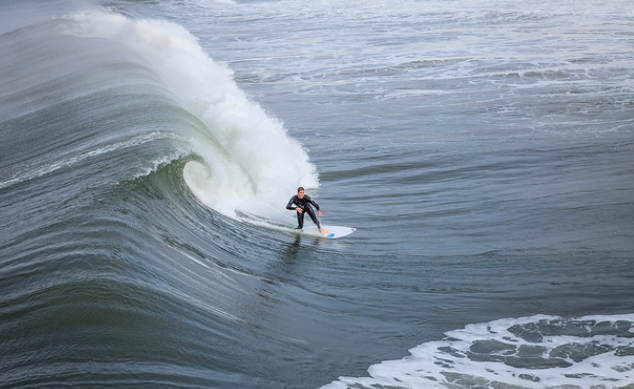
297 187 305 192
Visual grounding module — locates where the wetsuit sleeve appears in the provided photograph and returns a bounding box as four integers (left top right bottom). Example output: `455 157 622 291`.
306 195 320 211
286 195 298 210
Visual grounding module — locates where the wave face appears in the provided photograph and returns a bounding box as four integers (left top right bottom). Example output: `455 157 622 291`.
0 5 318 388
1 1 634 389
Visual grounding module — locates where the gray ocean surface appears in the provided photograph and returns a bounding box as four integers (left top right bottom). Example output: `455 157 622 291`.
1 0 633 388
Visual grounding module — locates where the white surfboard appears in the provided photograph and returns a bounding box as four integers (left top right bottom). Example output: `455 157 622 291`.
294 225 356 239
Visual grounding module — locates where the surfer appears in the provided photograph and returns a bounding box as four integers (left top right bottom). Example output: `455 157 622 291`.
286 187 325 234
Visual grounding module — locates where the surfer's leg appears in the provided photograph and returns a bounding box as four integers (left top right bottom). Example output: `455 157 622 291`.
296 210 305 229
305 207 321 228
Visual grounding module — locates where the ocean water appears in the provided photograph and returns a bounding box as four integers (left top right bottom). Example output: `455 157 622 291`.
1 0 633 388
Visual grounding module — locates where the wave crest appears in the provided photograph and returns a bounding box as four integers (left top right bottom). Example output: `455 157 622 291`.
61 8 319 219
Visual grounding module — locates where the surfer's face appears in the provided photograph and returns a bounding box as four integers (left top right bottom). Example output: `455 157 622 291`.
297 190 304 199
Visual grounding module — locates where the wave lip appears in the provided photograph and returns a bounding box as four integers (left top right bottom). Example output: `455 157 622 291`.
59 8 319 219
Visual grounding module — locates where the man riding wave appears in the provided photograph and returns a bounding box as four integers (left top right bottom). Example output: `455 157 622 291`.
286 187 325 234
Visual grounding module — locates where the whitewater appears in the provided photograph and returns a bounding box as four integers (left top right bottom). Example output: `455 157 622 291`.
1 0 633 388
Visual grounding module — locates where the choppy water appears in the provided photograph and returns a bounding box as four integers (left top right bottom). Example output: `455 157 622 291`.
1 0 633 388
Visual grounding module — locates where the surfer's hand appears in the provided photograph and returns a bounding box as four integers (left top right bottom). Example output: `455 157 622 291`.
317 210 323 216
296 207 302 213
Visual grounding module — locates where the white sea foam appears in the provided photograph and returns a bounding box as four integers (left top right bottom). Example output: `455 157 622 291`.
323 314 634 389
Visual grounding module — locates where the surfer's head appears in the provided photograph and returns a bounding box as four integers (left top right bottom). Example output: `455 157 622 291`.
297 187 305 199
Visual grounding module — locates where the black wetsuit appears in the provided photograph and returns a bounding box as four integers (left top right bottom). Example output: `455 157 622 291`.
286 194 321 229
